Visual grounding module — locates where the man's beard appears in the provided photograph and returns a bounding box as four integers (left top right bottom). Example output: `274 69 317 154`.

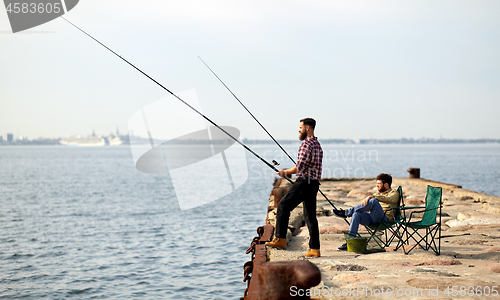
299 130 307 141
378 185 388 193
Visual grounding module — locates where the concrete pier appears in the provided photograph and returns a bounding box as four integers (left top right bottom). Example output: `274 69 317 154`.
244 177 500 299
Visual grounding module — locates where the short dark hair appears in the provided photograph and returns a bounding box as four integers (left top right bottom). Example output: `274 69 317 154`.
376 173 392 187
300 118 316 130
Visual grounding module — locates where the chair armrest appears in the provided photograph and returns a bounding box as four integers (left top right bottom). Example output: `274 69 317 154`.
383 205 404 215
399 206 425 220
383 206 401 213
407 207 438 223
382 208 391 213
400 206 423 210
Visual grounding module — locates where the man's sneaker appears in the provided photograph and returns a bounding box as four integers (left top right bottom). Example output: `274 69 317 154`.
337 243 348 251
332 209 347 219
266 238 286 249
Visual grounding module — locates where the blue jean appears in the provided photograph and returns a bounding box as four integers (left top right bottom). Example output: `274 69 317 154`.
346 198 389 235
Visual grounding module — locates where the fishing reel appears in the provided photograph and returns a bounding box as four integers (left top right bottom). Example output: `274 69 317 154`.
272 160 280 166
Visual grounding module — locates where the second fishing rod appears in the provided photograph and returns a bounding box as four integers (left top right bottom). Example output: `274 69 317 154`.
198 57 349 225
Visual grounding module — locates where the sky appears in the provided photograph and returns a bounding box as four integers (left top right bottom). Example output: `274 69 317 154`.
1 0 499 140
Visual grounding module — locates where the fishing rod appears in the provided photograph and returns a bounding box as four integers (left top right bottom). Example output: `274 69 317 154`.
61 17 293 185
198 57 347 218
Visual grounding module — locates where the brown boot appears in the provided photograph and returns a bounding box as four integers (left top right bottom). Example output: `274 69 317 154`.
266 238 286 249
305 249 321 257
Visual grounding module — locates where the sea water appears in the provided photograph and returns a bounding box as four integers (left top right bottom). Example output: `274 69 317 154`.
0 143 499 299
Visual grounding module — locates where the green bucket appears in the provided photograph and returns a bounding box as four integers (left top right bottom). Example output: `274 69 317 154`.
342 230 383 253
346 237 368 253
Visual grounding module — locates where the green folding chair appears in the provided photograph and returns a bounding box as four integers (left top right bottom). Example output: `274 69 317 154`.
365 186 405 249
398 185 443 255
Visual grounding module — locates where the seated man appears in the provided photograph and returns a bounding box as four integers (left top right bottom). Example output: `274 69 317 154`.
333 173 399 251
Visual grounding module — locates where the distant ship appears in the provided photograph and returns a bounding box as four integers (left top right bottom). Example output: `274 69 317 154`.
60 135 106 147
108 136 123 146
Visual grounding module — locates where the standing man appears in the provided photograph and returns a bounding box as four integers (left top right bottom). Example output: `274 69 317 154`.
332 173 400 251
266 118 323 257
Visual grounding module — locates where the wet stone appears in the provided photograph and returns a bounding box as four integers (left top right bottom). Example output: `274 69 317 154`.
331 274 375 282
410 267 460 277
324 264 367 271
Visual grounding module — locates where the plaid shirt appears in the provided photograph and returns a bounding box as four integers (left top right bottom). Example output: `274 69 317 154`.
296 136 323 180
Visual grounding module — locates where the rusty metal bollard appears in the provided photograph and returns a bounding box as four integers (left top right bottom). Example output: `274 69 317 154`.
255 260 321 299
407 168 420 178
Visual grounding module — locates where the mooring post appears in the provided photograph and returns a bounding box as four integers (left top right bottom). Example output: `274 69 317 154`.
407 168 420 178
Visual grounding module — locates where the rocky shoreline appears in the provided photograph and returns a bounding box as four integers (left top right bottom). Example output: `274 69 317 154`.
245 177 500 299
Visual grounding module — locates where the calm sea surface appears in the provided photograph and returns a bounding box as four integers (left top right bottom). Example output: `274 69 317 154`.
0 143 499 299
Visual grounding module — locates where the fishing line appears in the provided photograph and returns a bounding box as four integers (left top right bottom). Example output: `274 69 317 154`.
198 57 348 218
61 17 292 184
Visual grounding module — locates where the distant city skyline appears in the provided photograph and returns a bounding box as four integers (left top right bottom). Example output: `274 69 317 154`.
1 129 499 146
2 1 500 140
0 127 124 141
